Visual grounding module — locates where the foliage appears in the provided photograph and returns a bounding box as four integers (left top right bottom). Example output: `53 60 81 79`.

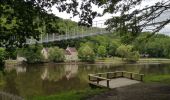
78 45 95 62
133 33 170 58
21 0 169 36
0 0 47 48
97 45 107 58
48 47 65 62
116 45 140 62
108 40 120 57
116 45 133 60
126 51 140 62
0 48 6 65
18 45 44 64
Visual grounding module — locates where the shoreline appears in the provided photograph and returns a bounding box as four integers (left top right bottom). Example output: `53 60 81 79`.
4 57 170 67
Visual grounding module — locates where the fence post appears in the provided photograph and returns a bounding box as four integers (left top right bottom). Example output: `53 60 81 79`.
107 73 109 79
130 73 133 79
121 71 124 77
140 75 143 81
114 72 117 78
88 75 91 81
97 78 99 84
107 80 109 88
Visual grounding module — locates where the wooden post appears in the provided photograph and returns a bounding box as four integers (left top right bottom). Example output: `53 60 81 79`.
97 78 99 84
114 72 117 78
107 80 109 88
130 73 133 79
98 74 101 81
106 73 109 79
88 75 91 81
140 75 143 81
121 72 124 77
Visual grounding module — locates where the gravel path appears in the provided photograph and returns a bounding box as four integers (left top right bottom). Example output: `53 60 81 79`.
86 83 170 100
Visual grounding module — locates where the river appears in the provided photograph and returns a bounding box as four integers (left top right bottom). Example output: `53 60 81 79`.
0 62 170 97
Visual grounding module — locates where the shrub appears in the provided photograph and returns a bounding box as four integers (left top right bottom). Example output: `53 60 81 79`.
126 51 140 62
116 45 140 62
18 45 44 64
116 45 133 60
97 45 107 59
108 40 120 57
0 48 6 65
48 47 65 62
78 45 95 62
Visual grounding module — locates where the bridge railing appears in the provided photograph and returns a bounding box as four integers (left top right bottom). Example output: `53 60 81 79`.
26 20 110 44
26 28 109 44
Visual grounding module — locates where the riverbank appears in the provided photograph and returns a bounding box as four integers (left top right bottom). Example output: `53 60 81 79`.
86 83 170 100
95 57 170 64
4 57 170 67
28 88 107 100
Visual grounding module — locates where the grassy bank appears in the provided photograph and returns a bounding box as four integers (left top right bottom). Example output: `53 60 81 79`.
144 74 170 84
28 88 107 100
95 57 170 64
139 58 170 63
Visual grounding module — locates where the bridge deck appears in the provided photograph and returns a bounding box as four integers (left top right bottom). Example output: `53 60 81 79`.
90 78 140 89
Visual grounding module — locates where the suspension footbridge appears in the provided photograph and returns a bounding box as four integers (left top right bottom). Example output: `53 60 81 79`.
26 20 110 44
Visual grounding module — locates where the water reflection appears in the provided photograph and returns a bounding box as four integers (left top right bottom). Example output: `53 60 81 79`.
0 63 169 97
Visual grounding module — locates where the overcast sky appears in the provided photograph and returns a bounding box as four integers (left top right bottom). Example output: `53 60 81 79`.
51 0 170 35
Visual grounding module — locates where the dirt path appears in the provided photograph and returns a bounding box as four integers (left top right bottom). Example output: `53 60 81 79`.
86 83 170 100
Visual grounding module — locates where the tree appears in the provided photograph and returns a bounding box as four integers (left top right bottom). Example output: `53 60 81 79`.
18 45 44 64
97 45 107 58
116 45 140 62
1 0 169 48
108 40 120 57
126 51 140 62
0 48 6 65
48 47 65 62
32 0 170 36
78 45 95 62
116 45 133 60
0 0 47 48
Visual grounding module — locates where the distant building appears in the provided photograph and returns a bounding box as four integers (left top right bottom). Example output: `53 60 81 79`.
65 47 78 61
140 54 149 58
41 48 49 59
17 55 27 62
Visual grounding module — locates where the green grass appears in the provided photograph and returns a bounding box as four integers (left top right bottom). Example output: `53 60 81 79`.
95 57 170 64
144 74 170 84
139 58 170 63
27 88 107 100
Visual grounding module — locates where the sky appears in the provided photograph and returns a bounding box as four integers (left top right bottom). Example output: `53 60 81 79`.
51 0 170 35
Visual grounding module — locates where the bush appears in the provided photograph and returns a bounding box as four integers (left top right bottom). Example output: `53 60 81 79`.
108 40 120 57
97 45 107 59
18 45 44 64
116 45 133 60
78 45 95 62
116 45 140 62
48 47 65 62
0 48 6 65
126 51 140 62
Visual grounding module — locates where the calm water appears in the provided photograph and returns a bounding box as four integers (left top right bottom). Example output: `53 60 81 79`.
0 63 170 97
